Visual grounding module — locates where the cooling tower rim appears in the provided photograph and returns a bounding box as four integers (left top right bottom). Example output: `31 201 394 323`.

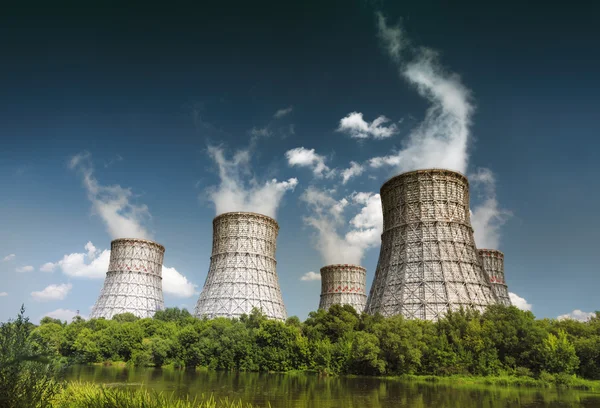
320 264 366 272
111 238 165 252
478 248 505 257
380 168 469 194
213 211 279 227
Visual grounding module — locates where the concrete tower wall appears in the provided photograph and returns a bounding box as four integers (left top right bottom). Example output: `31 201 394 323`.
194 212 287 320
319 264 367 312
90 238 165 319
479 249 511 307
366 169 498 320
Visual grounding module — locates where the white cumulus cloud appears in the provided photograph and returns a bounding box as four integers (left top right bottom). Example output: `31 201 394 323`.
509 292 532 311
301 187 382 265
368 13 473 174
47 243 110 279
16 265 34 273
31 283 73 302
285 147 334 178
337 112 399 139
207 145 298 218
300 271 321 281
0 292 7 297
70 152 152 240
274 106 293 119
162 266 197 298
2 254 15 262
558 310 596 322
341 162 365 184
40 262 57 273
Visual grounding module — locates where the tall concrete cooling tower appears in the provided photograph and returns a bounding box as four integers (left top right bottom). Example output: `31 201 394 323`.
90 238 165 319
365 169 498 320
194 212 287 321
319 264 367 312
479 249 511 306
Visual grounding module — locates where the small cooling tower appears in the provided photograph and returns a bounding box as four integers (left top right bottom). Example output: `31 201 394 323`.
365 169 498 320
318 264 367 312
194 212 287 320
479 249 511 307
90 238 165 319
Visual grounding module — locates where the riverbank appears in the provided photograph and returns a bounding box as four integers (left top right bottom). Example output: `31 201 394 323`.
385 373 600 392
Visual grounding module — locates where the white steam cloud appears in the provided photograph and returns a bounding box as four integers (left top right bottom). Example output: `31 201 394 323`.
70 152 152 240
274 106 293 119
470 168 511 249
301 187 382 265
337 112 399 139
300 271 321 281
207 145 298 218
285 147 334 178
369 13 473 174
341 162 365 184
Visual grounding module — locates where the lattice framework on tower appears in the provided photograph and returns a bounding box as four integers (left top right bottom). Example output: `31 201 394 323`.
319 264 367 312
90 238 165 319
194 212 287 321
479 249 511 307
366 169 499 320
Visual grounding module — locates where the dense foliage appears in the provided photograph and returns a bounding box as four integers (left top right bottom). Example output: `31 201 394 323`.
0 306 64 407
23 305 600 380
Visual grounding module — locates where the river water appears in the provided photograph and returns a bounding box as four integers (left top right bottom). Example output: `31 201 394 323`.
66 366 600 408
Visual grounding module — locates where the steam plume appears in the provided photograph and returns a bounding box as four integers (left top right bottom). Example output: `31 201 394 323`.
70 152 152 240
207 145 298 218
301 187 382 265
369 13 473 174
470 168 511 249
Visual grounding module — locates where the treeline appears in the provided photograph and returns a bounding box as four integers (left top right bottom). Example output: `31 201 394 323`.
20 305 600 379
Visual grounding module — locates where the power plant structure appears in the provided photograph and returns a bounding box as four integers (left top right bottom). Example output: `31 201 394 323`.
90 238 165 319
318 264 367 312
194 212 287 321
365 169 499 320
479 249 511 307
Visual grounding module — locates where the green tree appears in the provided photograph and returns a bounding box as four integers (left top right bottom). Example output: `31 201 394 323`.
73 328 101 364
540 329 579 374
347 332 386 375
0 306 63 407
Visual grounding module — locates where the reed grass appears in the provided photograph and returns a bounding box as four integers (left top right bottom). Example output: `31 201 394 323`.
51 382 264 408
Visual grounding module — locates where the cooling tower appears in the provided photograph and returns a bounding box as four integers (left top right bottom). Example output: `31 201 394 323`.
319 264 367 312
90 238 165 319
365 169 498 320
194 212 287 321
479 249 511 306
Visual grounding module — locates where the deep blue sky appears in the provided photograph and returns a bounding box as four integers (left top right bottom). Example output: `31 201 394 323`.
1 1 598 323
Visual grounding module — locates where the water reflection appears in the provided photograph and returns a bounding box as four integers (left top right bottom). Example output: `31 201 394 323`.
65 366 600 408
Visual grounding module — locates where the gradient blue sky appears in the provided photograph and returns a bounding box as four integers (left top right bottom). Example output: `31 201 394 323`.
1 1 598 323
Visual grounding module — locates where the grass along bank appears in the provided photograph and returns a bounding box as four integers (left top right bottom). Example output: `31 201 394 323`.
389 373 600 392
51 382 264 408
